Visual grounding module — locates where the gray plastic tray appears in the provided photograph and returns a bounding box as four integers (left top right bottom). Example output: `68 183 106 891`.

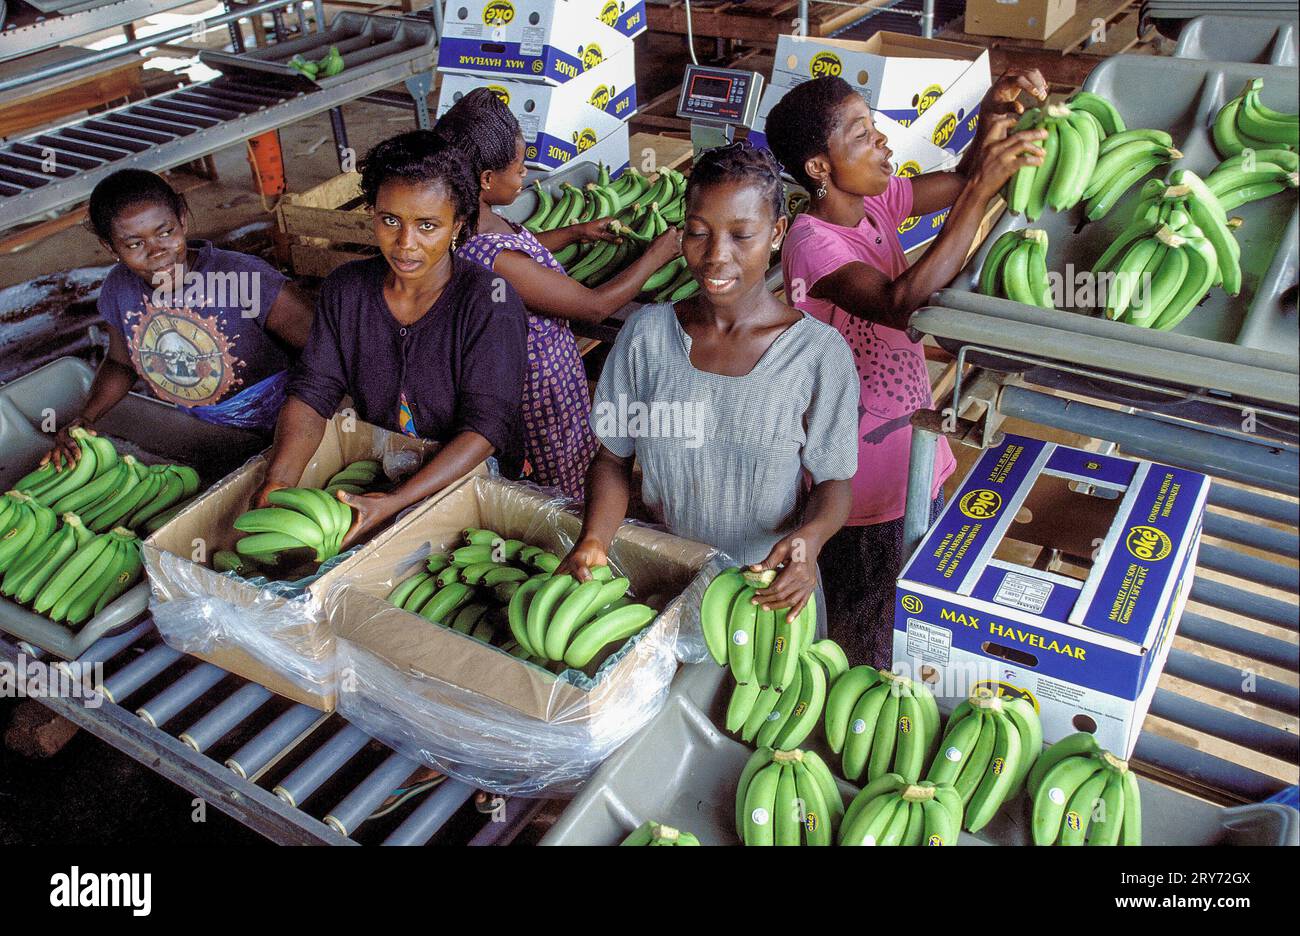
542 661 1300 845
944 55 1298 373
495 160 602 228
0 356 265 659
199 12 435 91
1175 15 1299 64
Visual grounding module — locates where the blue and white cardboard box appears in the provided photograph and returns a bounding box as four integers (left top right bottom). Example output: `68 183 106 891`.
437 0 645 86
438 48 637 171
892 434 1210 758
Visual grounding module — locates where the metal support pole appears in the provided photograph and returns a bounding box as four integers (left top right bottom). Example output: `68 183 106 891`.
313 0 326 32
404 72 433 130
225 1 246 52
798 0 809 36
921 0 934 38
382 779 476 846
328 106 351 172
902 423 939 562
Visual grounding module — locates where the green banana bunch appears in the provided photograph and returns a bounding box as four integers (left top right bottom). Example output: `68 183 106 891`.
824 666 940 784
723 638 842 750
324 459 384 496
1213 77 1299 160
1206 149 1299 211
1005 103 1103 218
1029 734 1141 846
1092 170 1239 329
924 690 1043 832
838 775 963 846
736 748 843 845
700 566 811 689
522 182 553 233
0 493 59 574
232 487 351 567
25 428 116 508
33 527 142 625
978 228 1054 309
1065 91 1126 138
2 512 91 604
1081 129 1182 222
620 821 700 846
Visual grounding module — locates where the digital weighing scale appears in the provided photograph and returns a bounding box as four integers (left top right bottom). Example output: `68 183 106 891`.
675 63 764 160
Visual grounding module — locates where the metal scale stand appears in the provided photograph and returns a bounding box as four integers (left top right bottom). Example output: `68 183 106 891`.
675 63 764 161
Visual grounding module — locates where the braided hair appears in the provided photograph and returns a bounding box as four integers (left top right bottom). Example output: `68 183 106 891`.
686 141 786 223
358 130 480 238
433 86 522 181
763 76 861 192
87 169 189 244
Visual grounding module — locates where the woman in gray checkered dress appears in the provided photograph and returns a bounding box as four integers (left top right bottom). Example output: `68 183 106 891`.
558 143 859 630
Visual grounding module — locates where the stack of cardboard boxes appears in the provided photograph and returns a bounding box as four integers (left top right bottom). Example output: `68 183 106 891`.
435 0 648 177
747 32 992 252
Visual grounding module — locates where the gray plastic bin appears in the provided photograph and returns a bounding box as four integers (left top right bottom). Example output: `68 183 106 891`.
495 160 602 228
0 357 265 658
946 55 1298 371
1175 15 1299 64
542 661 1300 845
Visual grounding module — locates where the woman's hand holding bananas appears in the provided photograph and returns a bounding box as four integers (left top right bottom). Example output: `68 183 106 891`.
748 528 824 622
969 114 1050 202
556 535 611 584
335 489 395 552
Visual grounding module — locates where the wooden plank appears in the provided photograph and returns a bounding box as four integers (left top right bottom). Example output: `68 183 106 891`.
1077 11 1146 58
279 203 376 245
289 244 375 278
648 0 892 44
629 132 694 174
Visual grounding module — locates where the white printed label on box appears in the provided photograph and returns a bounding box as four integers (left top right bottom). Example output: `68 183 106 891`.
906 618 951 664
993 572 1053 615
517 114 541 140
520 26 546 56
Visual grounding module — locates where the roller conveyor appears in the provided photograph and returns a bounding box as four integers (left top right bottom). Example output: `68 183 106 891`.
0 622 539 845
0 10 438 233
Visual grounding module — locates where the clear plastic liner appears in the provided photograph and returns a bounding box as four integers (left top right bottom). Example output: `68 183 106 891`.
141 413 466 709
324 475 718 796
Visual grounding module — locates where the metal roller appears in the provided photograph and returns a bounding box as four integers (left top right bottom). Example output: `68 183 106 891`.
135 663 228 728
1149 688 1299 762
225 704 325 780
1163 648 1299 714
322 753 419 837
272 724 370 808
1190 578 1299 631
381 779 476 846
1177 612 1300 673
100 644 183 705
177 683 274 753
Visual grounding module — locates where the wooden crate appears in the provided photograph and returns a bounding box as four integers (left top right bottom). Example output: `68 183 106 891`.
940 0 1151 57
647 0 896 46
275 172 379 278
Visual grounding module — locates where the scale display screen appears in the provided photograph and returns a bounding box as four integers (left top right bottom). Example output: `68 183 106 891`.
676 65 762 126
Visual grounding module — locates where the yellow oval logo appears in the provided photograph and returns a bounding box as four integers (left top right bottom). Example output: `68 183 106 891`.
573 128 598 152
1126 525 1172 562
895 159 923 179
805 812 819 833
1065 811 1082 831
972 680 1039 711
483 0 515 26
900 594 923 614
991 756 1005 776
897 215 920 233
589 85 612 110
773 636 787 653
959 488 1001 520
913 84 944 115
487 85 510 107
927 833 943 846
525 144 538 159
581 44 604 70
898 715 912 734
600 1 620 26
809 51 842 79
931 112 958 147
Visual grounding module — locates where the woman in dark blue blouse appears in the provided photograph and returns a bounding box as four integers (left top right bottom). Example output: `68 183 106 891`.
257 131 528 547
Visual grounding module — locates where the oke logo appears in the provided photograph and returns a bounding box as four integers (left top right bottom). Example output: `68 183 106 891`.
959 488 1001 520
487 85 510 106
931 112 959 148
581 44 604 70
897 214 920 233
895 159 922 179
1126 525 1172 562
809 51 842 79
913 83 943 116
599 1 620 27
573 128 598 152
589 85 612 110
483 0 514 26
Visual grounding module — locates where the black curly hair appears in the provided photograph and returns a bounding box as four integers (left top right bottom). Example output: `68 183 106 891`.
87 169 189 244
433 86 522 182
763 76 862 192
358 130 480 236
686 140 786 223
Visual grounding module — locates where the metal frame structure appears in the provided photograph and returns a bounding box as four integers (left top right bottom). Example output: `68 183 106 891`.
0 621 541 845
900 320 1299 805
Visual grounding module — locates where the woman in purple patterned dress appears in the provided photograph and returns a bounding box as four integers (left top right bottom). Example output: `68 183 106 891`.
435 88 680 498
